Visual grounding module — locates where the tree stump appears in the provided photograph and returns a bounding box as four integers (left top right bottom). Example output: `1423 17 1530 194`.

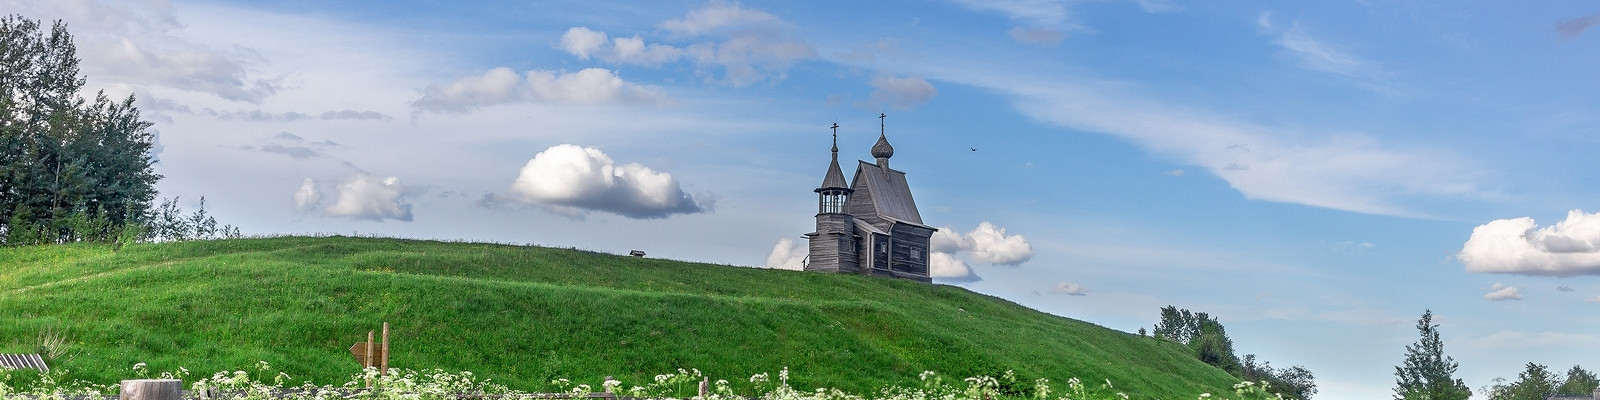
121 379 182 400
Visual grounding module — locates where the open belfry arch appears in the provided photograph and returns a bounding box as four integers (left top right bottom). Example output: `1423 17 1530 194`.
804 114 935 283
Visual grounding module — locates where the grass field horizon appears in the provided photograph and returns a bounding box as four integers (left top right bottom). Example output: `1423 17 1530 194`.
0 236 1239 399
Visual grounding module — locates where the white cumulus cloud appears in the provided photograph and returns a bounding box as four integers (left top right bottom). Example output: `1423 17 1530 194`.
411 67 671 113
931 227 973 254
856 75 939 110
560 27 684 65
1459 210 1600 277
322 174 414 222
1485 283 1522 301
1049 282 1089 296
927 222 1033 282
929 252 978 281
933 222 1035 266
764 237 806 271
293 178 320 212
508 144 707 219
559 26 610 60
965 222 1035 265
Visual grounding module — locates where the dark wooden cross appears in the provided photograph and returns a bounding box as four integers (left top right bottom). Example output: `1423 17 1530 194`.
830 123 839 151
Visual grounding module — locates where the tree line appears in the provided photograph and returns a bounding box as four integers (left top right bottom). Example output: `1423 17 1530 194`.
1392 309 1596 400
1481 363 1597 400
1146 306 1318 399
2 14 236 246
1146 306 1600 400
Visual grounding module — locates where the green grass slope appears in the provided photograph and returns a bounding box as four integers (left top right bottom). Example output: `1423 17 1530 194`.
0 237 1237 399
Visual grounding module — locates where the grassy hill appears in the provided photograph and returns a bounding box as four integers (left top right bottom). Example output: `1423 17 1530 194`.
0 237 1238 399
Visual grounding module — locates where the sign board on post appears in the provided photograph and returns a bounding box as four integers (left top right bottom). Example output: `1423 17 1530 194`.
348 322 391 380
347 342 387 364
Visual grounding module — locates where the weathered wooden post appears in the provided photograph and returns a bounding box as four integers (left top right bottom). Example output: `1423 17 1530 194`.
120 379 181 400
381 322 389 376
698 377 709 398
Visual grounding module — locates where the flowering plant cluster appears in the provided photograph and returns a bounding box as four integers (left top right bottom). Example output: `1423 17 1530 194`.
0 363 1284 400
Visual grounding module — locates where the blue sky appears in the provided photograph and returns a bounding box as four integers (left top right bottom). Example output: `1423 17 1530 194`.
9 0 1600 398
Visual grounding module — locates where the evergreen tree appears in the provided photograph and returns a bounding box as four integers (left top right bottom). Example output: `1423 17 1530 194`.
1393 310 1472 400
0 14 159 245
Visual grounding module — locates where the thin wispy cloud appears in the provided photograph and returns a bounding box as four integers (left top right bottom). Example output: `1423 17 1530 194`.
856 75 939 110
1257 12 1388 90
939 71 1483 217
321 110 390 121
411 67 672 114
1049 282 1089 296
949 0 1077 29
1484 283 1522 301
7 1 286 103
949 0 1078 46
1007 27 1066 46
660 0 788 36
1261 307 1408 327
949 0 1176 45
556 2 815 87
1464 331 1600 350
1557 13 1600 39
240 132 344 160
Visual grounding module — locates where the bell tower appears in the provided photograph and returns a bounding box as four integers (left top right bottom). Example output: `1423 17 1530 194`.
805 123 860 273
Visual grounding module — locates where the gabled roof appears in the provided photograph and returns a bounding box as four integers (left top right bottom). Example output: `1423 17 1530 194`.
853 160 923 225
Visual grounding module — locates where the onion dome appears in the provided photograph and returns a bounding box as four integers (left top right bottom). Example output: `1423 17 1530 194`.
871 133 894 160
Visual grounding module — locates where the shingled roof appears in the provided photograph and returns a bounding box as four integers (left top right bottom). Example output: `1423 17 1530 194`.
818 156 849 190
853 161 925 226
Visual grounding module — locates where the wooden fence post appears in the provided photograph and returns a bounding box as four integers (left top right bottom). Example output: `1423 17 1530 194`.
698 377 709 398
381 322 389 377
120 379 181 400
